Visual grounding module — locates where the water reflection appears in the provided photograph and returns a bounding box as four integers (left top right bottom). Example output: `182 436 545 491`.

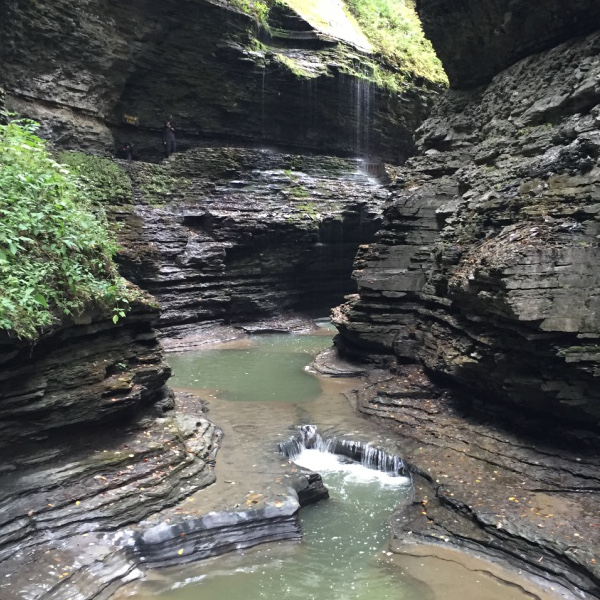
135 468 414 600
168 335 331 403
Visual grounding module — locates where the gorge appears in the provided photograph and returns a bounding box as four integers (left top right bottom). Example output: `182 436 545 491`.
1 0 600 599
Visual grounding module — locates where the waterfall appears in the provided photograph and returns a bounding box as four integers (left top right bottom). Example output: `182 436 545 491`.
278 425 408 477
261 66 266 140
302 78 319 136
278 424 336 457
353 74 372 156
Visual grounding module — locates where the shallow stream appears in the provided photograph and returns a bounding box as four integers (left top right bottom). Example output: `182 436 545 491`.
114 329 559 600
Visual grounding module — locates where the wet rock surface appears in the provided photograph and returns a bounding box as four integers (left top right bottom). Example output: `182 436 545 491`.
0 0 434 162
0 296 170 456
340 365 600 599
0 387 320 600
330 19 600 600
417 0 600 89
115 147 388 338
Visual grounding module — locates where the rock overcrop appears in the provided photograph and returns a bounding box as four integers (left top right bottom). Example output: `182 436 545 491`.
0 0 434 162
331 12 600 600
335 29 600 438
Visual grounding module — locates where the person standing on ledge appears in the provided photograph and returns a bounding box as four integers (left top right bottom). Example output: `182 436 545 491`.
162 120 176 158
121 142 133 161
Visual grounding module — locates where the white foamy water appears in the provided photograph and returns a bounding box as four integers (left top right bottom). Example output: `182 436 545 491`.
292 448 411 487
112 333 560 600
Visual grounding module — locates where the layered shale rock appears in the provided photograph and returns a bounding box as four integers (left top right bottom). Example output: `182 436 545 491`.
0 297 171 457
113 147 388 338
417 0 600 89
348 369 600 599
0 0 434 162
334 26 600 436
326 4 600 598
0 301 217 599
0 379 322 600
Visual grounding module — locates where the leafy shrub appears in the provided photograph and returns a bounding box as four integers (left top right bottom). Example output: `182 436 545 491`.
0 117 133 339
342 0 447 85
57 151 133 205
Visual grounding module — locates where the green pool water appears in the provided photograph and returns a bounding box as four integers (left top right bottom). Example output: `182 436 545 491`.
168 333 332 403
129 469 415 600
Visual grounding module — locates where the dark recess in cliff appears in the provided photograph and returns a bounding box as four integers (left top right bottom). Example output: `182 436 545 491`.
416 0 600 89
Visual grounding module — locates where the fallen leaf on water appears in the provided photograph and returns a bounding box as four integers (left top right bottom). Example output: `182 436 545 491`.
177 549 184 555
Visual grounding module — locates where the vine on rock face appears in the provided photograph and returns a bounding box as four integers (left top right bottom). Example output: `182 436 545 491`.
0 115 135 339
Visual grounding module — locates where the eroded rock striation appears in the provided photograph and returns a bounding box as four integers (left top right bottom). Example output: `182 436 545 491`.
0 379 324 600
332 5 600 598
335 25 600 439
416 0 600 89
115 147 388 339
0 297 171 456
347 369 600 599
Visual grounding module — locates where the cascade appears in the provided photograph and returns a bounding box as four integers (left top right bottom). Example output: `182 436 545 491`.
353 71 372 156
278 424 408 477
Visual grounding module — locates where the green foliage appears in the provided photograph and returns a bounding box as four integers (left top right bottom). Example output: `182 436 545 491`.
131 163 191 205
343 0 447 85
275 53 321 79
291 185 310 198
0 116 134 339
57 151 132 205
230 0 272 25
295 201 320 220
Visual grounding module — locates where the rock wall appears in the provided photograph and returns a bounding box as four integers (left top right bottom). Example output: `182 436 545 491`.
0 297 171 457
115 147 388 338
334 25 600 437
0 0 434 162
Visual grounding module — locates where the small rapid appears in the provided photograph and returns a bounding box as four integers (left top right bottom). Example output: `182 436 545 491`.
279 424 410 481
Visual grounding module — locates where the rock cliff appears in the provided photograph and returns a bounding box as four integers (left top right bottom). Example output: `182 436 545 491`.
416 0 600 89
331 6 600 597
0 0 434 163
113 147 387 339
0 297 171 457
335 10 600 440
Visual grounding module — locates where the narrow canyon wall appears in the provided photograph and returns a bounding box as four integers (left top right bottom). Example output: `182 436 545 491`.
416 0 600 89
335 6 600 437
0 297 171 457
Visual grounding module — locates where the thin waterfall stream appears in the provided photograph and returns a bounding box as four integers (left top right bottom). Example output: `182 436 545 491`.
112 326 560 600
